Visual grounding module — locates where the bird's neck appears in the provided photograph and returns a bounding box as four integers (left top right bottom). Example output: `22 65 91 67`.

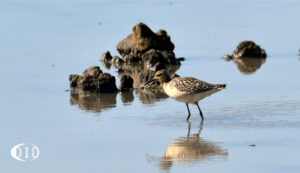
162 82 169 91
162 76 171 83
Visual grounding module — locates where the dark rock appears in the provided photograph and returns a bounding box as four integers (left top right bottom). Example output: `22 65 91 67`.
100 60 112 70
222 54 233 61
232 41 267 58
116 23 175 57
69 74 80 88
142 49 166 65
161 50 178 64
142 49 179 69
177 57 185 62
83 66 102 77
123 55 140 62
120 75 134 91
116 67 125 74
149 62 166 72
112 56 124 67
96 73 119 93
69 66 118 93
100 51 113 62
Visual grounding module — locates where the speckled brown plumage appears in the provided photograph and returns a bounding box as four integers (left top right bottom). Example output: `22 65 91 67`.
170 77 222 94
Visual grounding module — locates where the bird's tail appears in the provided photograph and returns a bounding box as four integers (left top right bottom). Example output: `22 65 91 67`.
216 84 226 90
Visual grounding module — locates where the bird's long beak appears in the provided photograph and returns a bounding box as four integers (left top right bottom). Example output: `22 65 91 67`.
144 78 156 85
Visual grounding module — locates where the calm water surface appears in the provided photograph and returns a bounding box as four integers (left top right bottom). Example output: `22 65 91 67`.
1 1 300 173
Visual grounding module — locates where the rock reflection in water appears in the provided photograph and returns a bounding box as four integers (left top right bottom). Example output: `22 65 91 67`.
224 56 266 74
70 90 117 113
120 92 134 105
159 122 228 172
136 89 168 105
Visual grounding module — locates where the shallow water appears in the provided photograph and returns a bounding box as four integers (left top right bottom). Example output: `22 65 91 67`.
1 1 300 173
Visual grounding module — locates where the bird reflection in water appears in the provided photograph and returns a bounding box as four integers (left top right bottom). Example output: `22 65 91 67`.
223 56 266 74
70 90 119 113
158 121 228 172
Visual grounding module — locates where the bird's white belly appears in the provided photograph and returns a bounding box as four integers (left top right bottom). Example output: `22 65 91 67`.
163 84 219 103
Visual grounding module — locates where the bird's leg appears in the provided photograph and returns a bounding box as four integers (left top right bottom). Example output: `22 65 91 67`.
186 103 191 120
195 102 204 120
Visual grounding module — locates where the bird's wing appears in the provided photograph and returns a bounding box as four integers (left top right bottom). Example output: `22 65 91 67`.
171 77 216 93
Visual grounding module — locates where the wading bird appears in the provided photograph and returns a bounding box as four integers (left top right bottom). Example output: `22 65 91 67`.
152 70 226 120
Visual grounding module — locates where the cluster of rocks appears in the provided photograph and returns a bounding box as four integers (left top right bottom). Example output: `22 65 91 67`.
223 40 267 74
69 23 270 94
70 23 183 94
99 23 183 92
101 23 183 68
